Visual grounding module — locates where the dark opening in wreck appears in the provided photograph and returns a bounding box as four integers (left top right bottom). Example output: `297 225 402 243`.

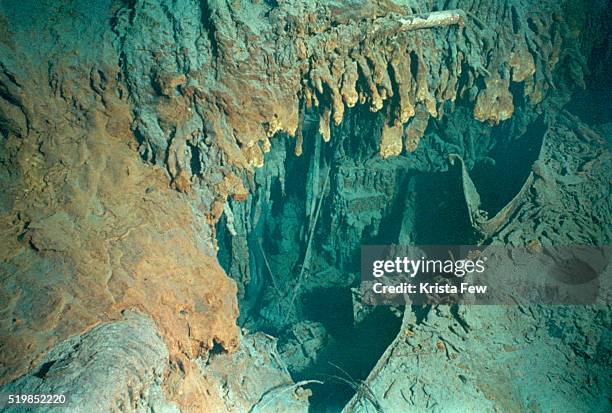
214 91 555 411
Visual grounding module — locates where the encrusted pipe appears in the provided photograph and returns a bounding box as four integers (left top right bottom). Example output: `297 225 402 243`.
372 9 466 34
396 10 466 31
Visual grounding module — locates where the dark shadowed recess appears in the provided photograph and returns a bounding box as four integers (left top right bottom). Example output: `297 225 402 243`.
301 288 401 412
214 93 555 411
471 115 546 216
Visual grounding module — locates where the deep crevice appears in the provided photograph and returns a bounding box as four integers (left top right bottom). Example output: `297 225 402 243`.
216 101 549 411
